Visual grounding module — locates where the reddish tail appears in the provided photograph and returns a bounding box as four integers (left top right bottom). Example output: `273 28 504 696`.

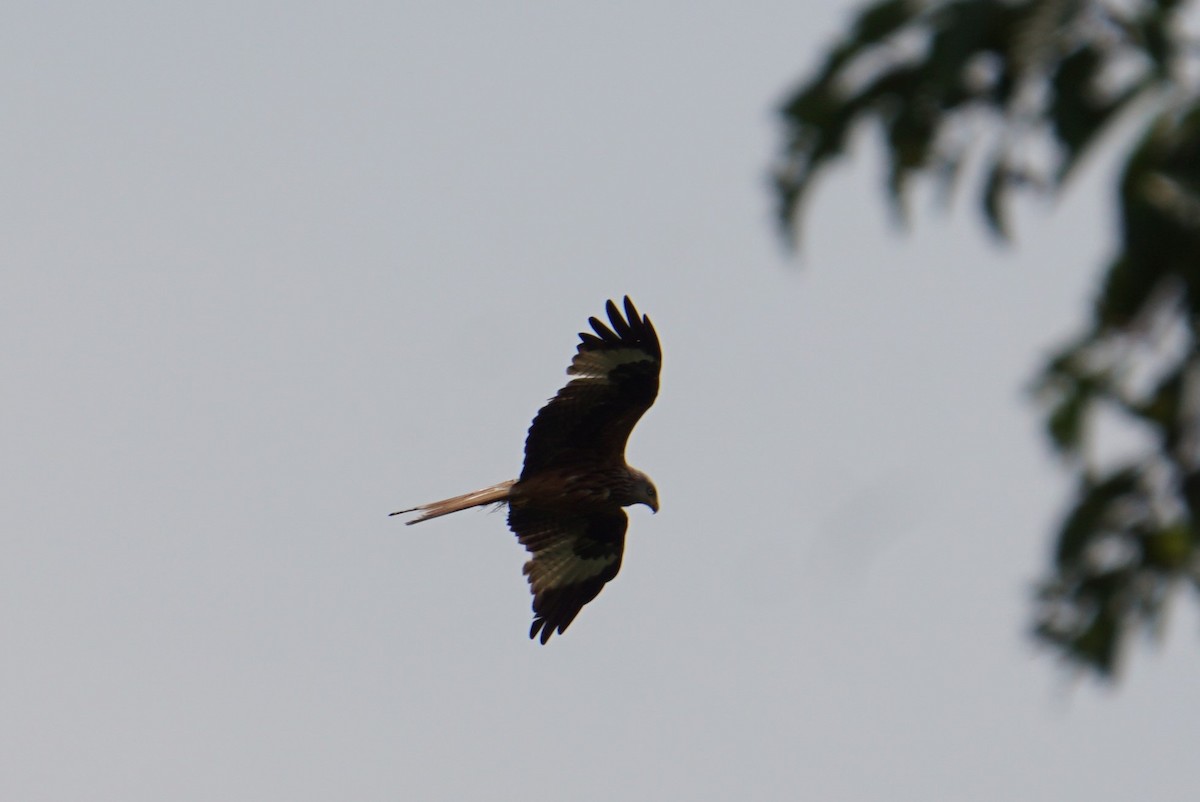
389 480 516 525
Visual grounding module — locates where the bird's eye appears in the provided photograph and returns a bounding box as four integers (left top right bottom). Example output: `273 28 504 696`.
647 487 656 496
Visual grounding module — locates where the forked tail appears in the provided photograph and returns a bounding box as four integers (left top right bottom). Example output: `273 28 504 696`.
389 480 516 525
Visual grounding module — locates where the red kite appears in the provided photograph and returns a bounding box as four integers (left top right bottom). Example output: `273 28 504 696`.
392 297 661 643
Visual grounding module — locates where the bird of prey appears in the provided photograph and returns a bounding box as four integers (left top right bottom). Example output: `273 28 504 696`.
392 296 661 643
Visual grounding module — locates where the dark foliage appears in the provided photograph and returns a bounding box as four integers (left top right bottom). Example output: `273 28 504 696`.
773 0 1200 678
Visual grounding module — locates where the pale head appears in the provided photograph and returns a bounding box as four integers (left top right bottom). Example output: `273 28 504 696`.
627 468 659 513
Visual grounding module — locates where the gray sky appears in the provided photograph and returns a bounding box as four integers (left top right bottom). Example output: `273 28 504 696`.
5 3 1197 800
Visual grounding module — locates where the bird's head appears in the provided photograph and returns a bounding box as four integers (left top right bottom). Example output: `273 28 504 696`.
629 469 659 513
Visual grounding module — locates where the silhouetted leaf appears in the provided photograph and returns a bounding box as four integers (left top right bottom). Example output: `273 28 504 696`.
851 0 918 46
1141 524 1194 571
1093 255 1169 329
982 156 1013 240
1071 600 1122 675
1046 380 1090 455
1138 0 1182 76
883 89 938 214
1050 47 1148 183
1132 363 1185 452
1054 467 1141 569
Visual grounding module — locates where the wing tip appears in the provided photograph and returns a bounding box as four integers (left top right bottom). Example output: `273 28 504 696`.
621 295 639 325
578 297 660 358
588 314 618 343
529 618 555 644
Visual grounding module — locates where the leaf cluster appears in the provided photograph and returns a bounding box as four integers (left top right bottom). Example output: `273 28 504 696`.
773 0 1200 677
774 0 1184 241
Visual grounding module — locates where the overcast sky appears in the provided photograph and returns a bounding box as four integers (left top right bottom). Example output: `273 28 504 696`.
5 3 1198 801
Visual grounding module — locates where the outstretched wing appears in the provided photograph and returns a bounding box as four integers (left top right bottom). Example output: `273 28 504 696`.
508 506 627 644
521 296 661 478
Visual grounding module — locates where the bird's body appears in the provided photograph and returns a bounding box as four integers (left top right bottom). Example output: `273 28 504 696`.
513 465 654 512
392 297 661 643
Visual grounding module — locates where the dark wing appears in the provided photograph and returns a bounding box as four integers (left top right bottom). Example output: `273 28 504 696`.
521 296 661 478
508 506 627 644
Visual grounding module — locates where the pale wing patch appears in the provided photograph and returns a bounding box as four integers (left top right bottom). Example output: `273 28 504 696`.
525 538 618 593
568 348 653 380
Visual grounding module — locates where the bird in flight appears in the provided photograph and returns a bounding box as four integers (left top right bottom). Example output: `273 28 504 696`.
392 296 661 643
